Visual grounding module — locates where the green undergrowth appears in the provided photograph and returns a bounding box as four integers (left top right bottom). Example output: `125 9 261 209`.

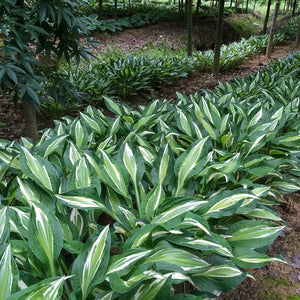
79 4 233 33
0 50 299 299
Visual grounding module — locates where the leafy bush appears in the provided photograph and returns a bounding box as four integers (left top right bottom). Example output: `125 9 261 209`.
278 15 300 40
0 51 299 299
68 55 196 100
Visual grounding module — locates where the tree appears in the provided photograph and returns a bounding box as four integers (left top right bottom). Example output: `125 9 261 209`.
187 0 193 56
0 0 89 140
266 0 280 58
296 15 300 46
263 0 272 34
213 0 225 78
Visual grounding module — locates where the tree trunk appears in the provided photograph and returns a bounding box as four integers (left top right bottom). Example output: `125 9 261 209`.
292 0 297 16
184 0 188 24
22 101 39 141
296 16 300 46
196 0 201 14
263 0 272 34
113 0 118 18
246 0 250 12
253 0 257 10
213 0 225 78
98 0 103 19
266 0 280 58
187 0 193 56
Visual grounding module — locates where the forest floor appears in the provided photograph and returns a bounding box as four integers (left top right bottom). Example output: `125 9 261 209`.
0 17 300 300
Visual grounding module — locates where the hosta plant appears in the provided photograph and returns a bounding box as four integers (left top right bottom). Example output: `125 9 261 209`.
0 52 299 300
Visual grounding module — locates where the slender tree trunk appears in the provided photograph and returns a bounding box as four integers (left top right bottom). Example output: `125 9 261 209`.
113 0 118 18
230 0 233 8
187 0 193 56
22 101 39 141
283 0 287 10
246 0 250 12
266 0 280 58
184 0 188 24
292 0 297 16
296 16 300 46
253 0 257 10
196 0 201 14
263 0 272 34
213 0 225 78
98 0 103 19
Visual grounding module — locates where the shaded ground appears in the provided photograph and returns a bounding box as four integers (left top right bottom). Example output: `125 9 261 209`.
0 19 300 300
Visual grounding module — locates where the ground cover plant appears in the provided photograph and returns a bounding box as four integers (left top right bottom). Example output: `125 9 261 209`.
61 18 293 105
80 4 233 33
0 51 299 299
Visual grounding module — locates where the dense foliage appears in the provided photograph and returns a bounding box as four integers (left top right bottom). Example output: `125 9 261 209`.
0 51 299 299
64 29 288 104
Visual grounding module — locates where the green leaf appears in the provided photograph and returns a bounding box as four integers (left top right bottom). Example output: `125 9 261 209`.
227 220 284 248
194 265 243 278
152 199 207 226
72 226 111 300
20 147 60 193
37 135 68 157
55 189 107 210
99 149 130 200
0 207 9 244
28 203 63 277
106 250 152 277
7 276 71 300
0 245 13 300
143 248 210 273
174 137 210 196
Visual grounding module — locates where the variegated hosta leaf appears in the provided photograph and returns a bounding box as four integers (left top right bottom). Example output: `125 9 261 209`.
143 248 210 273
106 250 152 277
174 137 210 196
167 233 233 258
151 144 173 186
233 248 286 268
72 226 111 300
194 265 243 278
80 112 106 135
19 147 60 193
121 143 145 209
151 199 208 228
67 157 101 192
63 141 82 169
7 276 71 300
36 135 68 157
55 188 107 210
0 207 9 244
16 178 55 209
99 149 130 202
7 207 29 239
28 203 63 277
227 220 284 248
245 205 282 221
142 184 165 220
200 189 259 218
0 245 14 299
130 276 171 300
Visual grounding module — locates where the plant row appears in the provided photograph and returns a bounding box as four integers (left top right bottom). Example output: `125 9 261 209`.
59 31 286 107
0 51 299 299
80 4 232 32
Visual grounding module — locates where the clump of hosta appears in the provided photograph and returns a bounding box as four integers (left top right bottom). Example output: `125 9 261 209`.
0 53 299 300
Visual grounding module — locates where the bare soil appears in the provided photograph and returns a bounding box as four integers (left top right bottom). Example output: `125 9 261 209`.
0 18 300 300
